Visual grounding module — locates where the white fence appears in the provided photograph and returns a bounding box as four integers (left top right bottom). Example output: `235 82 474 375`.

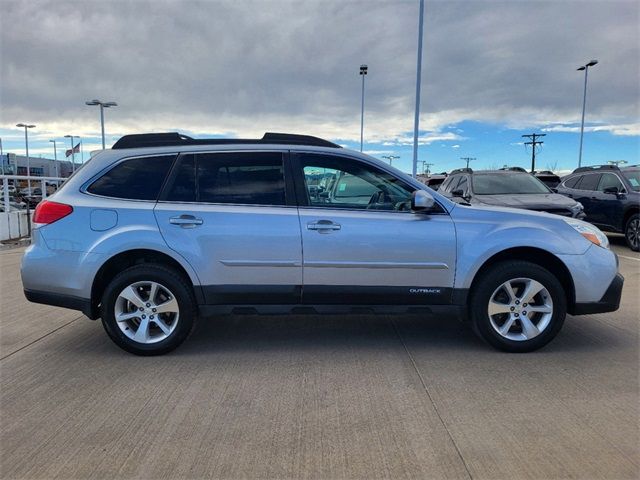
0 210 30 241
1 174 66 241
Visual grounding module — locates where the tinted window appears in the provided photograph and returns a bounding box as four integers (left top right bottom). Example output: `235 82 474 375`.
88 155 175 200
563 176 581 189
576 173 601 191
456 177 469 193
163 154 196 202
622 169 640 191
442 176 461 193
472 174 549 194
197 152 285 205
297 154 413 211
597 173 624 192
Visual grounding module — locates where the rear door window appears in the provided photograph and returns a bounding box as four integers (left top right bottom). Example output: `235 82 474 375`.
563 176 581 189
576 173 601 191
87 155 175 200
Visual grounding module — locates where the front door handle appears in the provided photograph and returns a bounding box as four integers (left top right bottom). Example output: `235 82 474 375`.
307 220 341 232
169 214 203 228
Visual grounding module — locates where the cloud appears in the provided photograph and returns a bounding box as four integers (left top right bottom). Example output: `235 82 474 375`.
541 123 640 136
451 144 460 149
1 0 638 144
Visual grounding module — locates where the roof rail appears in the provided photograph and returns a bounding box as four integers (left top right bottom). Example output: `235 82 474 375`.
573 164 620 173
450 168 473 175
499 166 528 172
112 132 342 150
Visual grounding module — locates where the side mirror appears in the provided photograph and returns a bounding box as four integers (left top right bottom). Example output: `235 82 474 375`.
603 186 619 195
411 190 435 212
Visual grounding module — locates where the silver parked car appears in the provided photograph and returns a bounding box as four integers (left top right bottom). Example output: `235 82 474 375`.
22 132 623 355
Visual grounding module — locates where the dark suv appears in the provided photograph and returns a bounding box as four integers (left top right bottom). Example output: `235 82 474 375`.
556 165 640 251
439 168 585 218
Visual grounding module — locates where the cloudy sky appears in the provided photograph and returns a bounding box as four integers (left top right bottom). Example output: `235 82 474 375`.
1 0 638 173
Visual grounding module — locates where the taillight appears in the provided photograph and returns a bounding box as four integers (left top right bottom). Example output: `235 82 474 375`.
33 200 73 225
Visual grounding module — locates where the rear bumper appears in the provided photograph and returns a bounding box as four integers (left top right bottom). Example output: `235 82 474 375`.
571 273 624 315
23 289 96 319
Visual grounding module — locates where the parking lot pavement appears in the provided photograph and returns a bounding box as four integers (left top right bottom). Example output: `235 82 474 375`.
1 243 638 480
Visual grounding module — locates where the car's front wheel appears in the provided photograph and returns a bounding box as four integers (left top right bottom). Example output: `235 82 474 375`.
625 213 639 251
470 261 567 352
101 264 196 355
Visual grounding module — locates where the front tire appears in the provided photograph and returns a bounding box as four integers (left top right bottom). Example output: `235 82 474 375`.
625 213 639 251
101 264 196 355
470 261 566 352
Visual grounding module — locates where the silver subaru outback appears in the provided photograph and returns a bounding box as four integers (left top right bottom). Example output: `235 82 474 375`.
21 132 623 355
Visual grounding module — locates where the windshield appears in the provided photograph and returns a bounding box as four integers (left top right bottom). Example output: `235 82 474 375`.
472 174 550 195
622 170 640 191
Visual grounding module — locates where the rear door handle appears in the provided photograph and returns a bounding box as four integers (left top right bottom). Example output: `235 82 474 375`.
307 220 341 232
169 214 203 228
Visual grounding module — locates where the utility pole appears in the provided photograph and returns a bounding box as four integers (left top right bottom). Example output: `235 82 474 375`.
522 133 546 173
419 161 434 175
460 157 476 169
382 155 399 166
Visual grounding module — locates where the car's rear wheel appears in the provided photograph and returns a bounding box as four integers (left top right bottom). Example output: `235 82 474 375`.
470 261 566 352
625 213 639 251
101 264 196 355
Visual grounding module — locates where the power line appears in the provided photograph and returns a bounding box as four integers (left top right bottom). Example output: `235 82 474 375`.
522 133 545 173
460 157 476 169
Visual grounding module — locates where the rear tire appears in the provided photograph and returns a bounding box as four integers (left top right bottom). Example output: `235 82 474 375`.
625 213 639 251
101 264 196 355
470 261 566 352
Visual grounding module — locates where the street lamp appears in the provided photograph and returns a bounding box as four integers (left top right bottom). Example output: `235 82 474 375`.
49 140 59 178
85 99 117 149
359 65 368 152
607 160 628 167
577 59 598 168
64 135 76 172
16 123 36 190
382 155 399 166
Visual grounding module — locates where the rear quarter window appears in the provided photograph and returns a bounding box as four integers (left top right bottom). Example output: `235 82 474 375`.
87 155 175 200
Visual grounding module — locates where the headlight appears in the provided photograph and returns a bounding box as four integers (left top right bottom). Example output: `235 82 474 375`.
564 218 609 249
571 202 584 213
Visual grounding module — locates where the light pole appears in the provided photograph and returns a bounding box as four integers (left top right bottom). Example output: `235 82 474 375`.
49 140 59 177
85 99 117 149
382 155 399 166
577 60 598 168
412 0 425 178
64 135 76 172
607 160 628 167
16 123 36 190
359 65 368 152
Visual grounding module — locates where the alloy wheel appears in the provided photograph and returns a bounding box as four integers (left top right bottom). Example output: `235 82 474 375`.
627 218 639 250
114 281 180 344
487 277 553 341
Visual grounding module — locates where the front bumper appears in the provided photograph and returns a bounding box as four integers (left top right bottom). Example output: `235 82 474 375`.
571 273 624 315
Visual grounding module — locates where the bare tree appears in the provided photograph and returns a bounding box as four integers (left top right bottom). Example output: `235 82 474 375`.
546 159 559 172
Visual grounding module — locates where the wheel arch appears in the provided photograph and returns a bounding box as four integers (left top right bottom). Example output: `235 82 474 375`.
623 205 639 227
89 249 204 319
468 247 576 314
